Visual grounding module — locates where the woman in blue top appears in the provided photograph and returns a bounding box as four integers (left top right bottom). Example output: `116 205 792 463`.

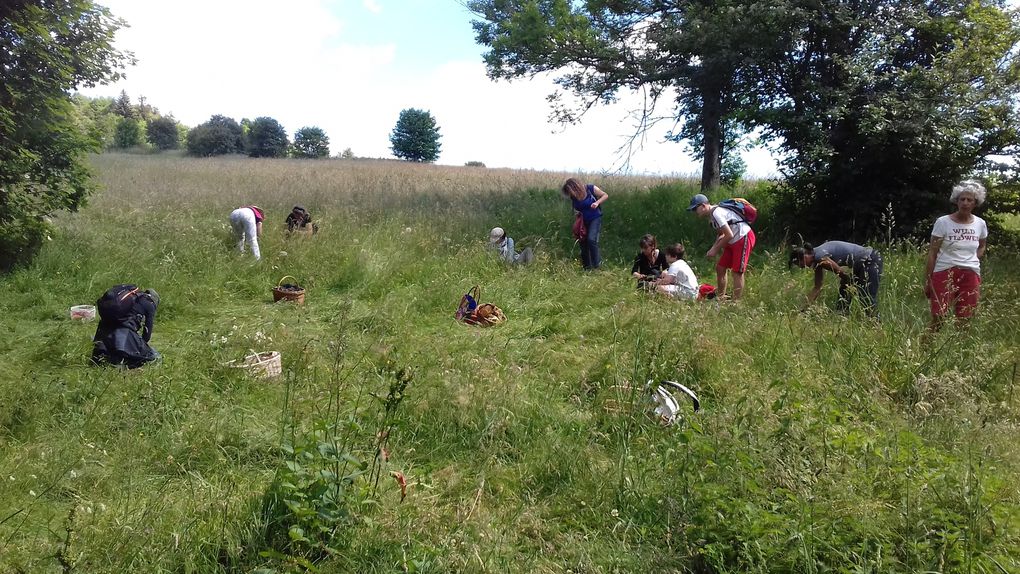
563 177 608 269
789 241 883 316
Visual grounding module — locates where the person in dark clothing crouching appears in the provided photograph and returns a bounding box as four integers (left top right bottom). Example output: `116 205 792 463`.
91 285 161 368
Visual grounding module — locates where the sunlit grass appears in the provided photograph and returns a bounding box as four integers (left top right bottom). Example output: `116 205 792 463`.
0 153 1017 572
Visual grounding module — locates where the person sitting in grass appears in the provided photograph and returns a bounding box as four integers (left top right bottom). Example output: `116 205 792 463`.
91 285 161 369
632 233 668 290
489 227 534 265
789 241 883 317
655 243 699 300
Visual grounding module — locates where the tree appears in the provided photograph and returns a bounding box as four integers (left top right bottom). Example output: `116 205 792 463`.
146 116 179 150
112 89 135 118
0 1 133 270
390 108 441 162
468 0 766 190
186 115 244 156
753 0 1020 239
339 147 355 159
292 126 330 159
70 94 118 149
113 117 143 148
246 117 289 158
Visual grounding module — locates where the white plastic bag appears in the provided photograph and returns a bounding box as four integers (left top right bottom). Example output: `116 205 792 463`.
647 380 700 426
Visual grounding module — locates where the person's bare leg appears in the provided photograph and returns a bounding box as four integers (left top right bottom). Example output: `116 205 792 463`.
732 271 745 300
716 266 728 299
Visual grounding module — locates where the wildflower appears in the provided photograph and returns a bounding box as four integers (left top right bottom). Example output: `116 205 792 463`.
391 471 408 502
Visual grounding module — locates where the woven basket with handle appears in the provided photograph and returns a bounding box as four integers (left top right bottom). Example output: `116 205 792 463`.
226 351 282 379
272 275 305 304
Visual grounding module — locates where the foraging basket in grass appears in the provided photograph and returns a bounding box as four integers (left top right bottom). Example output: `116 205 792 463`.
225 351 282 379
273 275 305 304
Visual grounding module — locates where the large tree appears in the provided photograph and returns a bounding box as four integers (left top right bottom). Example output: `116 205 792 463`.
468 0 765 189
754 0 1020 239
0 0 133 270
390 108 442 162
292 126 330 159
246 116 289 158
186 114 244 156
146 115 180 150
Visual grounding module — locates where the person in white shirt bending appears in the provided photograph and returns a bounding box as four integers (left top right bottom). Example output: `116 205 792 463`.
655 243 699 300
924 180 989 329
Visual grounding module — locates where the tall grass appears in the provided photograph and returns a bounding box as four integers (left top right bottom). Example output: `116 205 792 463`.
0 153 1017 573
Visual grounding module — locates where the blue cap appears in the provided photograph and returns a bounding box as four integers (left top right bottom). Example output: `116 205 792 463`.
687 194 709 211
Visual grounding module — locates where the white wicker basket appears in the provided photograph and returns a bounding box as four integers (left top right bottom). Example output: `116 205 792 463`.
226 351 282 379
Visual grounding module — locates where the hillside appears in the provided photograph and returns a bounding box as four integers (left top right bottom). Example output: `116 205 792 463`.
1 154 1018 573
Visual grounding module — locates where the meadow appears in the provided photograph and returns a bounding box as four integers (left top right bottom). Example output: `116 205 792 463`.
1 153 1018 573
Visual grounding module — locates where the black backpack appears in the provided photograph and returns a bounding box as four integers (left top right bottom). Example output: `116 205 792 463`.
96 284 140 322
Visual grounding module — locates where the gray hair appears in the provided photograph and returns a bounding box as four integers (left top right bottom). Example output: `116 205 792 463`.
950 179 987 206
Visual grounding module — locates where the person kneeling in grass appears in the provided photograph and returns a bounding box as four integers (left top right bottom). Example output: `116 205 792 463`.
655 243 699 300
789 241 883 317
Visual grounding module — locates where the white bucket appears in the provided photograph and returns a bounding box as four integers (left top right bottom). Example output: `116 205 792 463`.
69 305 97 321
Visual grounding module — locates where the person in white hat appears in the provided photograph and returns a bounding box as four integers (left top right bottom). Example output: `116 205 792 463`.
489 227 533 265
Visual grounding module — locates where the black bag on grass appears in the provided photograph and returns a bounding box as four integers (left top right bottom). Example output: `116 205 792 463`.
96 284 140 323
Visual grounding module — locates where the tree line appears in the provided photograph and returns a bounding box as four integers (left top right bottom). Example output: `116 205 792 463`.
469 0 1020 241
71 91 444 164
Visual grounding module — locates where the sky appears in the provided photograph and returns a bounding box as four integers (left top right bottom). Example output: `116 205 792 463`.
82 0 780 177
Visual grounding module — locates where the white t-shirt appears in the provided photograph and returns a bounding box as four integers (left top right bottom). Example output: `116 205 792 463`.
931 215 988 274
661 259 699 300
710 206 750 244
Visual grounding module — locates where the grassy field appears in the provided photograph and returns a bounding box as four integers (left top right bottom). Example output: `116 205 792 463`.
1 153 1018 573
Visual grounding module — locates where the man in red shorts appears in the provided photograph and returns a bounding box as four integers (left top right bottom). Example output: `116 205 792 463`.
688 194 756 300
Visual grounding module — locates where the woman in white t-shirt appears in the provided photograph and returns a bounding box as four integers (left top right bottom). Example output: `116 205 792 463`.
655 243 699 300
924 180 988 328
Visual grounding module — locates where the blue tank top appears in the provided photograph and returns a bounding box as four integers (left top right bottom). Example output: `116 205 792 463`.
571 184 602 222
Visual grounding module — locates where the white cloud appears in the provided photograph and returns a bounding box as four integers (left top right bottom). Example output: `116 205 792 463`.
363 0 382 14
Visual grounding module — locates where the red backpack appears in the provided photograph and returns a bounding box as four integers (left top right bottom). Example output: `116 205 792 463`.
717 198 758 224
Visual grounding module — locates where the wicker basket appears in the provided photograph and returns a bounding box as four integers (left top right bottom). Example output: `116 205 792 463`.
226 351 282 379
272 275 305 304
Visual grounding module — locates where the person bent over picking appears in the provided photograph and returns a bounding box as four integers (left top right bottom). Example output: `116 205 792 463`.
688 194 756 300
789 241 883 317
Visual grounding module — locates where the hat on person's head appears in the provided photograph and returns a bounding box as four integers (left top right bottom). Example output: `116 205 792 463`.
489 227 505 244
292 205 306 212
687 194 709 211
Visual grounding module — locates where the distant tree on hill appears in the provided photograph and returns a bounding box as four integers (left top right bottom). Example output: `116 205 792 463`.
186 115 244 156
340 147 355 159
114 117 143 148
112 89 135 118
146 116 179 150
292 126 330 159
0 0 132 271
390 108 441 163
71 94 118 149
246 117 289 158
